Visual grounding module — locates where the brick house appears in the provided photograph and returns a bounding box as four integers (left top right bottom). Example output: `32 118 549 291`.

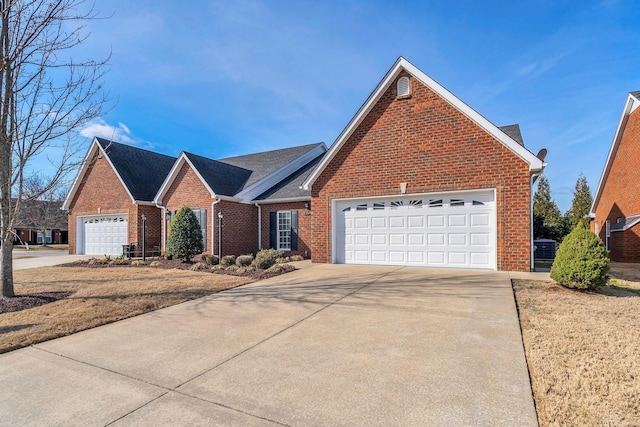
303 57 545 271
64 137 326 258
65 57 544 271
590 91 640 262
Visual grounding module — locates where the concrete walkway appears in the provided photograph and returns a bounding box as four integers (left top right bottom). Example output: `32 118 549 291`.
12 251 94 270
0 265 537 426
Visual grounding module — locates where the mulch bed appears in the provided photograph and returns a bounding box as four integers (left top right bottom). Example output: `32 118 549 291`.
0 292 72 314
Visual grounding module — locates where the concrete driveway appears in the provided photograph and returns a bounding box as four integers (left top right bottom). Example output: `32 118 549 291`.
0 264 537 426
12 250 93 270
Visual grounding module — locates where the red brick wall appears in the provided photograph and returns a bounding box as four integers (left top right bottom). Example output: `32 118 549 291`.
311 72 532 271
592 107 640 262
162 162 258 256
259 201 312 258
67 152 141 254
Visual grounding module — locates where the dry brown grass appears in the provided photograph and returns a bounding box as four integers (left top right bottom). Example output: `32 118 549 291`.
514 279 640 426
1 267 253 353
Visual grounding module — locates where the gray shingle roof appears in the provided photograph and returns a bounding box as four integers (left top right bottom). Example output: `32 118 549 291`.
183 152 253 197
218 143 325 191
631 90 640 99
97 138 176 202
498 124 524 146
611 214 640 231
255 153 325 201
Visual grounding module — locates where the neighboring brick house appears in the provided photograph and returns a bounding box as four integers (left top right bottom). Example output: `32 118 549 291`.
66 57 545 271
302 57 545 271
64 137 326 258
590 91 640 262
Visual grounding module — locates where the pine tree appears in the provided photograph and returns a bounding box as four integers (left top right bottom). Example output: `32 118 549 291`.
533 175 564 241
166 206 204 262
566 174 593 230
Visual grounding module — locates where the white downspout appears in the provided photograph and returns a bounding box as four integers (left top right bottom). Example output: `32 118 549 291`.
254 202 262 250
530 172 542 272
161 207 167 254
212 198 221 255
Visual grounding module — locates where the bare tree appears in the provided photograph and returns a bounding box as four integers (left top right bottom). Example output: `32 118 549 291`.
0 0 109 297
19 175 67 246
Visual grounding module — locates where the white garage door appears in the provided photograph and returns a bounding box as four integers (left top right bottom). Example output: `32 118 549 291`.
335 190 496 269
82 215 128 255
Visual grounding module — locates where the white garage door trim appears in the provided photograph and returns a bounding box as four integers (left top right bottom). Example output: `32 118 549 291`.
332 189 497 270
77 214 128 255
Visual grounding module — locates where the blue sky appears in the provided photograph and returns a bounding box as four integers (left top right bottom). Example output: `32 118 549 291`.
67 0 639 211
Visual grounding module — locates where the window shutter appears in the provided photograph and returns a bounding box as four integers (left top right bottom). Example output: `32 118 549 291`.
270 212 277 249
200 209 207 251
291 211 298 251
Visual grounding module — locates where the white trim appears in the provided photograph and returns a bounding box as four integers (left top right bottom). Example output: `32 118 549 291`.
255 196 311 205
330 188 497 269
605 220 611 251
591 92 640 215
134 200 156 206
254 203 262 250
302 57 544 191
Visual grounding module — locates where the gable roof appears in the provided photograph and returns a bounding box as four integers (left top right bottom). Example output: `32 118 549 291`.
610 214 640 232
498 124 525 146
255 153 325 202
590 91 640 216
183 152 253 197
63 138 177 210
154 142 327 204
96 138 176 201
302 57 545 190
219 142 325 192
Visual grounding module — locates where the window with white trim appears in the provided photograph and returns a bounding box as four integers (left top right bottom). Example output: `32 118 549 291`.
605 220 610 251
595 221 599 235
278 211 292 250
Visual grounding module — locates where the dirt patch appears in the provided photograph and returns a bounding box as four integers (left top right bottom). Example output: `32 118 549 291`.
513 279 640 426
0 267 257 354
0 292 72 314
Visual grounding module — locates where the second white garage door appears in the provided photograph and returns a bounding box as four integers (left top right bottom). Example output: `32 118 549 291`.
82 215 128 255
334 190 496 269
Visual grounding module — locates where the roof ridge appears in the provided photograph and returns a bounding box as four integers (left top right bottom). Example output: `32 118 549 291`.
96 137 176 161
183 151 253 173
218 142 324 162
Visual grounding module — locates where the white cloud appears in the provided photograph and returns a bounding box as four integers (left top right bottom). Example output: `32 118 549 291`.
80 119 135 144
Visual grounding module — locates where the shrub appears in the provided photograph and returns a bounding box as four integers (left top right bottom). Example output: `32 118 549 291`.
236 254 254 267
550 223 610 290
190 262 208 271
202 254 219 265
111 255 128 265
252 249 284 269
131 260 146 266
149 261 162 267
276 257 290 264
166 206 204 262
211 264 226 271
237 266 257 274
221 255 236 267
266 263 296 274
290 255 304 262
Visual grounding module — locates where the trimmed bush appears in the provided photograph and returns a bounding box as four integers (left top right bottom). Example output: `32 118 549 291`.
290 255 304 262
149 261 162 267
190 262 208 271
221 255 236 267
166 206 204 262
236 254 254 267
266 263 296 274
550 223 610 290
252 249 284 269
131 260 146 266
202 254 219 265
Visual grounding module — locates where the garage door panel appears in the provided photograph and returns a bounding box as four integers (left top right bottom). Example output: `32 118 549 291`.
336 191 495 269
82 215 128 255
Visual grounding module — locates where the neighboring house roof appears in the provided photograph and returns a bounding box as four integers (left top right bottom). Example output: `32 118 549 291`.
255 154 325 202
183 152 253 197
302 57 545 190
590 91 640 216
219 143 325 191
96 138 177 202
610 214 640 232
63 138 177 210
498 124 525 146
154 142 327 204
